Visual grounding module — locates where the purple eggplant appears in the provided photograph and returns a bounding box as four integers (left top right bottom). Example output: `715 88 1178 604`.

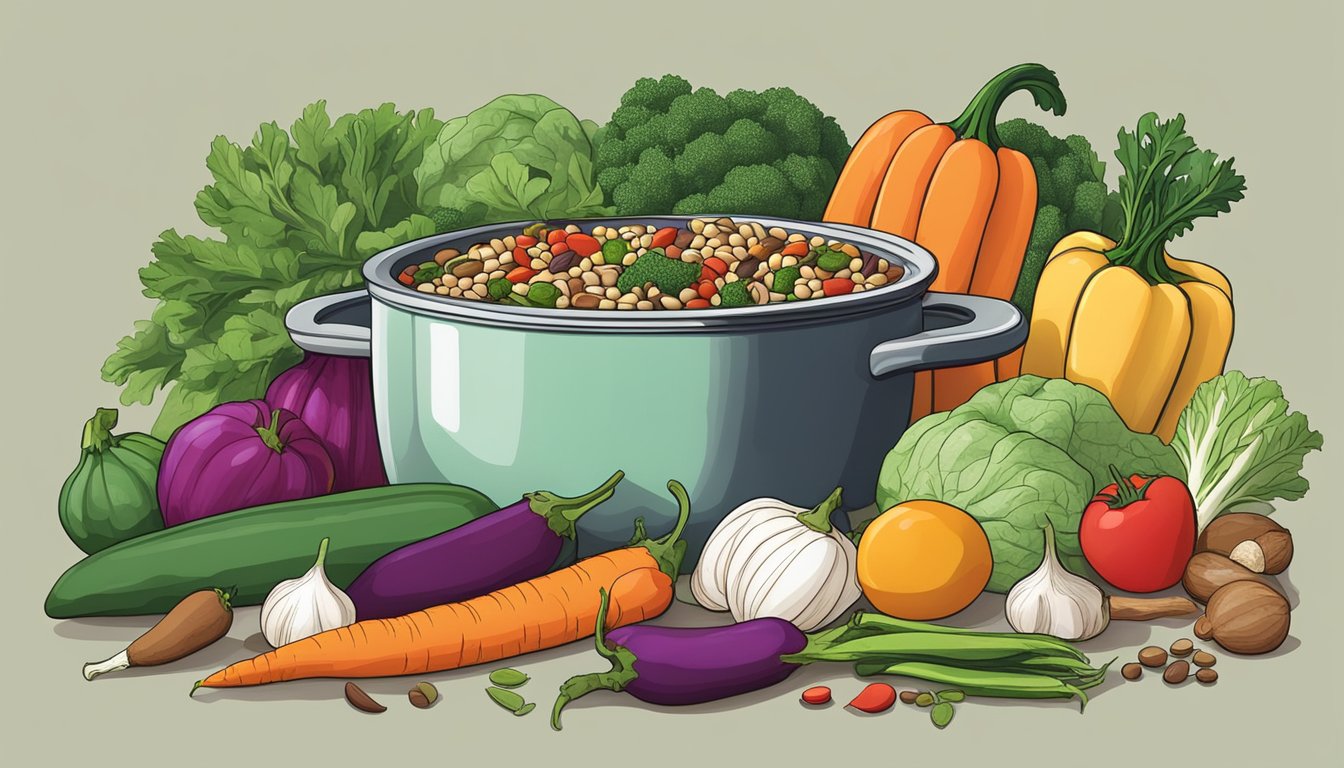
266 353 387 492
345 471 624 620
550 588 808 729
158 401 335 526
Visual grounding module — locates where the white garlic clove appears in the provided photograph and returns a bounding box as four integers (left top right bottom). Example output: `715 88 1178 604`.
690 502 771 611
1004 526 1109 642
260 537 357 648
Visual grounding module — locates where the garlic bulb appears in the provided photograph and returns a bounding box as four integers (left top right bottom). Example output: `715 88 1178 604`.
691 488 861 632
1004 526 1108 641
260 537 356 647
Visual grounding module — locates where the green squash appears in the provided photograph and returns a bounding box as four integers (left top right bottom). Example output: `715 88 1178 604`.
59 408 165 553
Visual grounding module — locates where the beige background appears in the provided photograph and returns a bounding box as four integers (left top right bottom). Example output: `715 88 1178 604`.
2 0 1339 764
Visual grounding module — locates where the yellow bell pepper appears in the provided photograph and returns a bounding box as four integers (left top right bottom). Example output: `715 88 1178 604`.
1020 113 1245 442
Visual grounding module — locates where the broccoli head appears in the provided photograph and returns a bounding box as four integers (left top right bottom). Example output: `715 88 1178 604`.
999 118 1123 317
597 75 850 219
616 249 700 295
773 265 802 296
426 202 487 233
718 280 753 308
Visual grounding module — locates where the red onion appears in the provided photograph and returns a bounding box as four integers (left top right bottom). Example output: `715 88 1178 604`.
266 353 387 492
158 400 334 526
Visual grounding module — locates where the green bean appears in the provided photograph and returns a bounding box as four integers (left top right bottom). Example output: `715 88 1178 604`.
844 613 1090 660
791 632 1090 664
854 660 1092 710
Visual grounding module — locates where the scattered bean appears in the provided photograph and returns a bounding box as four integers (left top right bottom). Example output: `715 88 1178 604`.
1138 646 1168 667
345 682 386 713
1170 638 1194 657
1192 650 1217 668
1195 668 1218 684
1163 660 1190 684
1122 663 1144 680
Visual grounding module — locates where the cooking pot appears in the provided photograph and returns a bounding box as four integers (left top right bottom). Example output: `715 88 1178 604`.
285 216 1026 569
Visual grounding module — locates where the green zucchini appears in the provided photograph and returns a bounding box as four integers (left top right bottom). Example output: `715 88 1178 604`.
45 483 497 618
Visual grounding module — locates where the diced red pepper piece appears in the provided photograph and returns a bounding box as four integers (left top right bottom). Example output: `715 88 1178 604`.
506 267 536 283
546 229 568 245
781 241 809 257
800 687 832 705
686 298 711 309
703 256 729 276
696 281 718 300
699 267 716 282
650 227 679 249
567 233 600 258
397 272 415 285
847 683 896 714
516 234 538 248
513 246 530 263
664 245 683 260
822 278 854 297
550 241 571 257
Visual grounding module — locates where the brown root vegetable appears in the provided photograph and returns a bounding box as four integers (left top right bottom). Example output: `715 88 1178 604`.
1194 581 1291 655
1108 595 1199 620
1182 552 1277 603
84 589 233 681
1196 514 1293 574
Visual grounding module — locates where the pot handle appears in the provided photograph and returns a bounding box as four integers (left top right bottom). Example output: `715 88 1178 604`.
284 290 373 358
870 292 1026 378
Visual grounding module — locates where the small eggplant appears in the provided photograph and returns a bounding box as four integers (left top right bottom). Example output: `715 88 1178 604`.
550 588 808 729
345 471 624 620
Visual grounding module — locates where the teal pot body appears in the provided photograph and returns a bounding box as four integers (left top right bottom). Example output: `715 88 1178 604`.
286 216 1026 569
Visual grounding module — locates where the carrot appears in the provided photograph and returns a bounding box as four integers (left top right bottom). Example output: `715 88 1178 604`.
823 111 932 225
192 482 693 691
869 125 956 239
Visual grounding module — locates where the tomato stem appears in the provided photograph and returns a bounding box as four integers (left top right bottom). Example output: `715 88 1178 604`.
1100 465 1155 509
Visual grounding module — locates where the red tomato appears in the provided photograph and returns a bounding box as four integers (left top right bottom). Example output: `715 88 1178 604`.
1079 470 1195 593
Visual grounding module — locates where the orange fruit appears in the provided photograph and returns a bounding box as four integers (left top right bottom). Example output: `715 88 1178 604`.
856 500 992 620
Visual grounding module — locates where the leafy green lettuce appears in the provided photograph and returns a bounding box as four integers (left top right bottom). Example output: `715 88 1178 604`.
876 376 1182 592
414 94 610 222
1173 371 1323 532
102 102 444 438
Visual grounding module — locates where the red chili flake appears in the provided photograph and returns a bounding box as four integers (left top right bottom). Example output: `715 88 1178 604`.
848 683 896 714
516 235 538 248
800 687 831 705
567 233 600 258
703 256 729 276
397 272 415 285
822 278 855 297
550 241 571 257
685 298 711 309
650 227 679 249
696 281 717 300
506 267 537 283
546 229 568 245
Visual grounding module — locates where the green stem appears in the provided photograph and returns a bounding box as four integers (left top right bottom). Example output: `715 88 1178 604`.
312 537 330 569
634 480 692 581
81 408 120 453
254 408 286 454
943 63 1067 150
1100 465 1155 509
527 471 625 540
795 487 843 534
550 587 639 731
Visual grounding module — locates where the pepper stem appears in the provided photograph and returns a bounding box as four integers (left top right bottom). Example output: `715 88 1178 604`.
527 470 625 540
943 63 1067 150
81 408 120 453
254 409 286 454
633 480 692 581
549 587 639 731
796 486 844 534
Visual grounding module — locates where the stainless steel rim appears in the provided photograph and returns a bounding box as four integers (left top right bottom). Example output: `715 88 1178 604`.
361 215 938 333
